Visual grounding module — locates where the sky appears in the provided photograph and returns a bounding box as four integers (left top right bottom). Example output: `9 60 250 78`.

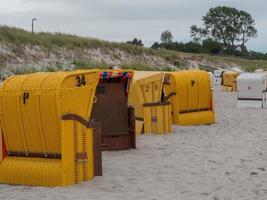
0 0 266 52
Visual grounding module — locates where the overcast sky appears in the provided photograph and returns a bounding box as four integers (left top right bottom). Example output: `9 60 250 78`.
0 0 266 52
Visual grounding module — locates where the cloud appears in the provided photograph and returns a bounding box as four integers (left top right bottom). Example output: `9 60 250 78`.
0 0 266 52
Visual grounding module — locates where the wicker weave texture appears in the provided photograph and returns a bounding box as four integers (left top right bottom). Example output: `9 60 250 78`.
0 70 99 186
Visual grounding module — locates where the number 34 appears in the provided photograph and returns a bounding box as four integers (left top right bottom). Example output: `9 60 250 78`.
76 75 86 87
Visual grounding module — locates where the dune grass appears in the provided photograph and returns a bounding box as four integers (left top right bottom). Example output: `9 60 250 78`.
1 25 267 72
0 25 158 55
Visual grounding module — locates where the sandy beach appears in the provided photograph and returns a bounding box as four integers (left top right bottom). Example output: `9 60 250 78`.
1 86 267 200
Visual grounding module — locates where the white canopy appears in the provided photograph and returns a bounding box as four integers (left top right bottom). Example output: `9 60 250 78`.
237 72 267 99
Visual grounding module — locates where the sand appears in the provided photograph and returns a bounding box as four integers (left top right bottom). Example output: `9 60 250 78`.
1 86 267 200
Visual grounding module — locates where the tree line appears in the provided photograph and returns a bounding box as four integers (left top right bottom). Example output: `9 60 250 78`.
126 6 267 60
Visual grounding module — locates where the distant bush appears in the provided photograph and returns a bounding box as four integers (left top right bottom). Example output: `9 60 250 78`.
151 42 160 49
151 39 223 54
126 38 144 46
202 39 223 54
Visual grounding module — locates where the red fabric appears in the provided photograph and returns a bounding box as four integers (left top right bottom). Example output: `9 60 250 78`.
117 71 122 77
108 71 113 78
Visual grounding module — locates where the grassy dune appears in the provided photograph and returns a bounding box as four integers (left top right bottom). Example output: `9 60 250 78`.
0 26 267 73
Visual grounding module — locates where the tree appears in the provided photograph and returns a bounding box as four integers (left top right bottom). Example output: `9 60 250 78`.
126 38 144 46
160 30 173 44
238 10 257 52
190 25 208 43
190 6 257 54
